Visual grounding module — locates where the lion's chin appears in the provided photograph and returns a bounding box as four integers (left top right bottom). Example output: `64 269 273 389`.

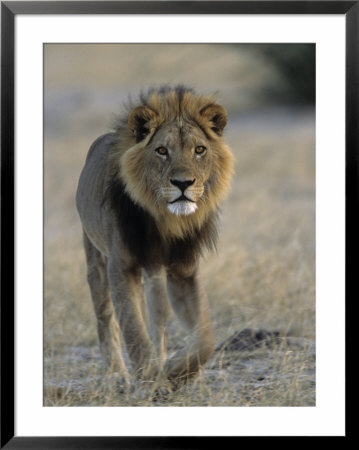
167 201 198 216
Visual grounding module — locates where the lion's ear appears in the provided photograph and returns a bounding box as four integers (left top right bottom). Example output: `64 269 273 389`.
128 106 157 142
200 104 227 136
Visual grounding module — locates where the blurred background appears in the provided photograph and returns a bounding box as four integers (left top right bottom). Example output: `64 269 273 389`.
44 44 315 406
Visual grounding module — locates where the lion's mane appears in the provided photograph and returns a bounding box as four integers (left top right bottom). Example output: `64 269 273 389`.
105 85 234 269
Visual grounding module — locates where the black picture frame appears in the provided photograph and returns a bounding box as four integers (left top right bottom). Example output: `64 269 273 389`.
1 1 355 447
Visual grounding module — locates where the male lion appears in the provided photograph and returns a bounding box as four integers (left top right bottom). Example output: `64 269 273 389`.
76 86 234 390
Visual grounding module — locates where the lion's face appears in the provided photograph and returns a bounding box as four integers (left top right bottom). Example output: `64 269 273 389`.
143 121 214 216
116 89 234 237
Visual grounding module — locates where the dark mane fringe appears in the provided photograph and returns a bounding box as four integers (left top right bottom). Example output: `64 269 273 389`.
140 84 195 107
104 177 218 270
111 85 196 135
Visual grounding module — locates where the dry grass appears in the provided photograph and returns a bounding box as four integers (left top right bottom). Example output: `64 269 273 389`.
44 44 315 407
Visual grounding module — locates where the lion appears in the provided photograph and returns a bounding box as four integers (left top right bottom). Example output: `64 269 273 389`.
76 85 234 390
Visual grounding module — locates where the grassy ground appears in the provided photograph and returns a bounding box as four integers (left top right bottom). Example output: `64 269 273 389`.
44 44 315 406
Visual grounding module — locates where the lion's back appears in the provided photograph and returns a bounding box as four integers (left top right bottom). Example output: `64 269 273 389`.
76 133 116 254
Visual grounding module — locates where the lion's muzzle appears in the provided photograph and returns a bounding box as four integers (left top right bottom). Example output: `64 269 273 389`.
163 178 202 216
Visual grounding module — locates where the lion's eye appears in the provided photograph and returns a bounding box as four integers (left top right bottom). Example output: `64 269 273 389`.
195 146 207 155
155 147 169 157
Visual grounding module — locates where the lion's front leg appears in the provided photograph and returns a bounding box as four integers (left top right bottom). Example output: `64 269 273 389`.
164 264 215 388
143 267 170 368
82 231 130 381
107 256 159 380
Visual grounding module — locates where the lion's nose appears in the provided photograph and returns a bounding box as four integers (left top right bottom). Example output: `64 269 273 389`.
170 178 195 193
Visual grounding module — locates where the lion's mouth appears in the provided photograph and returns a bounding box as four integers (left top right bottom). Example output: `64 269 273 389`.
169 194 195 204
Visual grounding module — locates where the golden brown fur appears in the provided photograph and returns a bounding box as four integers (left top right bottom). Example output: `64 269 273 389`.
76 86 234 390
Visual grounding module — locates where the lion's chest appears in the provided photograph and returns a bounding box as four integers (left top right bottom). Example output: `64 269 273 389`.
107 179 211 269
